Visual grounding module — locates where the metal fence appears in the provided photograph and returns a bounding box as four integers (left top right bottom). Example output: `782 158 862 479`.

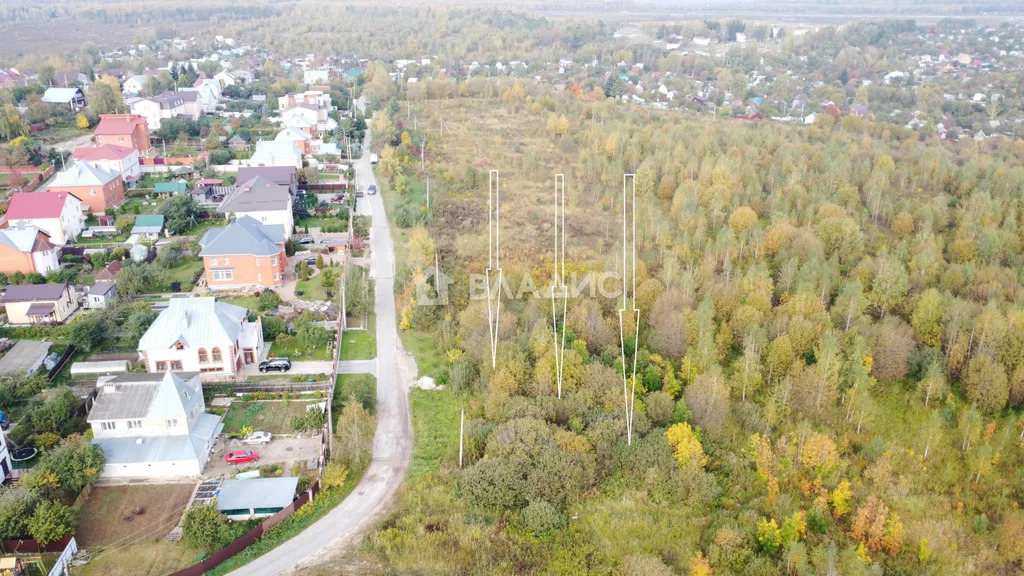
166 480 322 576
47 537 79 576
205 380 332 395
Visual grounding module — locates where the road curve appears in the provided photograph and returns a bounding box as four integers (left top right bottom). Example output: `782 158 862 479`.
227 124 413 576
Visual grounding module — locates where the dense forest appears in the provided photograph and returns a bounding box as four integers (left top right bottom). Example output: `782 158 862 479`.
355 74 1024 576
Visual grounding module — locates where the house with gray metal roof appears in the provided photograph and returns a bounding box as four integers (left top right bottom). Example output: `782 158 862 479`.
216 176 294 239
216 477 300 520
88 371 223 479
41 87 86 111
86 280 117 309
137 296 264 380
199 217 287 291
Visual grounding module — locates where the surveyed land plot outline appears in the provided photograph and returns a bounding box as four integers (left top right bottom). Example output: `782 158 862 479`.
481 171 640 443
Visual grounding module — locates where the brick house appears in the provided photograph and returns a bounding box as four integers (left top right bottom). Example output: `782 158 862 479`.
73 143 141 182
199 216 286 290
4 191 85 245
0 223 59 275
137 297 264 380
94 114 152 152
47 162 125 214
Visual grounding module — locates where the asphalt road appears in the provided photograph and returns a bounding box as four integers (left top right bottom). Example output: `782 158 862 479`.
227 123 413 576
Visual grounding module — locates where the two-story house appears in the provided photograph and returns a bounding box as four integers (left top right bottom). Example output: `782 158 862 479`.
130 91 200 130
217 176 294 239
137 297 264 380
94 114 152 152
182 78 222 113
199 216 287 290
73 143 141 182
41 87 86 111
4 191 84 245
0 223 59 275
0 283 78 325
47 162 125 214
87 372 222 479
248 140 302 169
274 127 312 155
236 166 298 193
280 104 337 138
277 90 332 110
122 75 151 96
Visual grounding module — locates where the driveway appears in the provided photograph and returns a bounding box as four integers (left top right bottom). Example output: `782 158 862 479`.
337 359 376 375
51 132 94 153
205 436 323 478
243 361 335 377
229 122 414 576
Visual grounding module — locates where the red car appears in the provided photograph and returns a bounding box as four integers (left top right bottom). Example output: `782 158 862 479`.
225 450 259 464
331 194 347 203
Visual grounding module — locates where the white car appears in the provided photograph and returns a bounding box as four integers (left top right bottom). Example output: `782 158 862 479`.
242 431 273 445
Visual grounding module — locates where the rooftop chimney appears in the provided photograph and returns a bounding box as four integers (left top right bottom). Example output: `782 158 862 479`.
181 311 189 330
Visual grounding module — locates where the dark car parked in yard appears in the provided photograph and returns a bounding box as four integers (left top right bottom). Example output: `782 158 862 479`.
259 357 292 373
297 235 315 245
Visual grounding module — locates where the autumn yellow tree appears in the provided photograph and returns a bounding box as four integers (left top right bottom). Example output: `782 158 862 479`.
688 551 712 576
665 422 707 469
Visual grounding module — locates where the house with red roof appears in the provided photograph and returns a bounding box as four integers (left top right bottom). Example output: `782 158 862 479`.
95 259 122 282
74 144 141 182
94 114 152 152
4 191 84 245
46 163 125 215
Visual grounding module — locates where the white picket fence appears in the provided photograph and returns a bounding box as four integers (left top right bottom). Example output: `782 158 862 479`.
47 536 78 576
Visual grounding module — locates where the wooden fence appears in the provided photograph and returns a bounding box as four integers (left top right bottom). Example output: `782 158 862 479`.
166 480 321 576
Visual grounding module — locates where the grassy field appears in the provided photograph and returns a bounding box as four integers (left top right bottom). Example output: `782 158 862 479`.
118 196 165 215
406 389 461 483
295 215 348 232
75 484 201 576
222 295 261 311
399 328 445 379
333 374 377 421
294 276 330 302
267 338 334 361
374 170 414 268
221 400 320 434
339 328 375 361
183 217 225 240
158 258 205 291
